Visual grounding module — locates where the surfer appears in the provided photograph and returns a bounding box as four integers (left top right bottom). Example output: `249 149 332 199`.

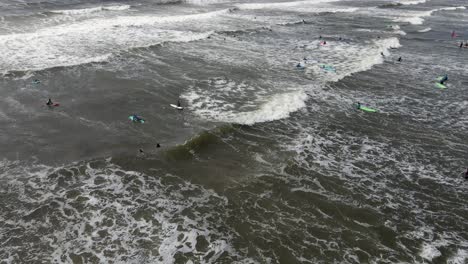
439 74 448 85
356 102 361 110
465 168 468 179
380 52 385 57
177 100 181 107
131 114 143 122
46 98 53 106
397 57 402 62
460 42 463 49
156 143 161 148
296 63 303 68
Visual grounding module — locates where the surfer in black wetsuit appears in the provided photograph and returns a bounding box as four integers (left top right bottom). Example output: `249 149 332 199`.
397 57 402 62
177 100 181 107
460 42 463 48
46 98 53 106
439 74 448 85
356 102 361 109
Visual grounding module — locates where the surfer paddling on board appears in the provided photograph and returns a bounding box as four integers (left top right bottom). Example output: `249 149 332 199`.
439 74 448 85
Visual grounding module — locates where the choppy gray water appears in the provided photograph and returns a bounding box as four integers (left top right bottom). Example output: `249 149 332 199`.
1 0 468 263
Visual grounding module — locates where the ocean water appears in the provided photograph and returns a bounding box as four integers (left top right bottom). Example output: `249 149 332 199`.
1 0 468 263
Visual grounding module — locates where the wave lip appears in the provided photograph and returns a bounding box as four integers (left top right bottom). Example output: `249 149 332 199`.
184 90 308 125
394 6 466 25
50 5 131 15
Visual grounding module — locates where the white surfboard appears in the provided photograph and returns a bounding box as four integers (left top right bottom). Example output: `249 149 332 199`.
170 104 183 110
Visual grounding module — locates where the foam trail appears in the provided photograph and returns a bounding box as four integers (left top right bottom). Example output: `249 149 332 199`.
51 5 131 15
438 6 466 11
418 27 431 32
185 0 227 4
236 0 341 10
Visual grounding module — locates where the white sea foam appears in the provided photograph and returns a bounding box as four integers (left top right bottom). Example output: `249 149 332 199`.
397 0 427 5
420 243 442 260
394 6 466 25
236 0 342 10
448 249 468 264
185 0 227 4
0 159 236 263
438 6 466 11
0 9 224 72
51 5 131 15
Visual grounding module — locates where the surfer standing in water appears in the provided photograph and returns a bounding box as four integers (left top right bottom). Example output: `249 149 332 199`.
177 100 181 107
46 98 53 106
356 102 361 110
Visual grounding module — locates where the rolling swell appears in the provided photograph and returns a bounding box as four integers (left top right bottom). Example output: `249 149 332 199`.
165 124 238 161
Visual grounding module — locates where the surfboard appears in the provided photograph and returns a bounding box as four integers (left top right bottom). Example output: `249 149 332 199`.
170 104 183 110
356 105 377 112
360 106 377 112
435 83 446 89
47 103 59 107
129 116 145 123
319 64 336 72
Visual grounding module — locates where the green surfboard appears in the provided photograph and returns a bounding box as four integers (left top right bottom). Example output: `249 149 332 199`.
434 83 446 89
359 106 377 112
355 104 377 113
